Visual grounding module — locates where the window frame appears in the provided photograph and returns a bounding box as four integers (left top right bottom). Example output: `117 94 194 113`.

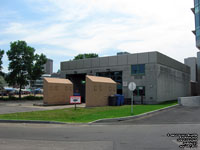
131 64 145 75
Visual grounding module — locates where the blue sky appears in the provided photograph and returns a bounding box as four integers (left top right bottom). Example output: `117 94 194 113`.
0 0 197 73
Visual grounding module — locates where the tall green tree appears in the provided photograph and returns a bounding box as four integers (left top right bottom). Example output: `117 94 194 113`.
29 53 47 88
6 41 47 99
0 49 4 72
74 53 98 60
0 49 5 93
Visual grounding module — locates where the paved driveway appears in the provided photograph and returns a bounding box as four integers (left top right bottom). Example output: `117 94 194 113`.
95 106 200 125
0 100 85 114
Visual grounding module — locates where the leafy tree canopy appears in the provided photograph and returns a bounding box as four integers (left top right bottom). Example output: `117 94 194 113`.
73 53 98 60
6 40 47 99
0 49 4 75
0 75 7 89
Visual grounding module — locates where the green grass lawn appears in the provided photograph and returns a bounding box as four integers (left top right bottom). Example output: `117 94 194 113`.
0 100 177 123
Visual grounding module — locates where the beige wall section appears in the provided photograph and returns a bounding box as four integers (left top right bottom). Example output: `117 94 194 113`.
43 78 73 105
86 75 117 107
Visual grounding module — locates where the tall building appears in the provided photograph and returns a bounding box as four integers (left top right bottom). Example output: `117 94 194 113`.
43 59 53 74
192 0 200 49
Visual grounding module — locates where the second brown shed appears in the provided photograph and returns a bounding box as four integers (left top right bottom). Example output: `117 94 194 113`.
86 75 117 107
43 78 73 105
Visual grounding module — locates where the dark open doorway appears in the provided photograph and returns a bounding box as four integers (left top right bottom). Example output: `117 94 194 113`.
66 74 86 103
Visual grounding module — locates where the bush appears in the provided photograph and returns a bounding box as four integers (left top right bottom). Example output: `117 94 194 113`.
0 96 43 101
22 96 43 100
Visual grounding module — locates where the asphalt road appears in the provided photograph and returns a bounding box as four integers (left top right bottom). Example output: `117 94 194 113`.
0 106 200 150
0 123 199 150
94 106 200 125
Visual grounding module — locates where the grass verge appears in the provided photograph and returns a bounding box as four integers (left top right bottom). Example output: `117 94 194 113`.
0 100 177 123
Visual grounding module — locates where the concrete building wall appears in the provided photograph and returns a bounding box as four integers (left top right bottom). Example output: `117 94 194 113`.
178 96 200 106
60 51 190 104
184 57 197 82
197 52 200 82
156 64 190 102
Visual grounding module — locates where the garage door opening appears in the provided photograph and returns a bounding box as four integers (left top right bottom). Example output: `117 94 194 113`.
66 74 86 103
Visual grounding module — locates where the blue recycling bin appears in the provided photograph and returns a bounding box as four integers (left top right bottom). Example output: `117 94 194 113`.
115 94 124 106
74 93 81 96
121 95 124 105
115 94 121 106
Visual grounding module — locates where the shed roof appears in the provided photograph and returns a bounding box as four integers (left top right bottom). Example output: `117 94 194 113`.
44 78 72 84
86 75 116 84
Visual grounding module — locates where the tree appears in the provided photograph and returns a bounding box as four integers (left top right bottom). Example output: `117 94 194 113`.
0 49 4 70
0 49 5 95
6 40 47 99
73 53 98 60
29 53 47 89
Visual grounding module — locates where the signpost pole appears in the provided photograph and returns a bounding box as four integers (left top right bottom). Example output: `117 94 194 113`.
131 93 133 115
128 82 136 116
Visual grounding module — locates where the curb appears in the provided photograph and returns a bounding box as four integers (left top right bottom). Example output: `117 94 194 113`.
89 104 179 124
0 120 67 124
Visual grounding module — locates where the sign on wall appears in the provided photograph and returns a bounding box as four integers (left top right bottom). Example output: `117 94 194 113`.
123 81 128 87
70 96 81 104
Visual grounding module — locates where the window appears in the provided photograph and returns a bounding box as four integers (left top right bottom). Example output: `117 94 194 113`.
195 13 200 29
195 0 199 6
195 5 200 14
131 64 145 75
133 86 145 96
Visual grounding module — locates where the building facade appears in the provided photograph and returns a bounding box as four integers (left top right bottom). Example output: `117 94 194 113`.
184 57 197 82
43 59 53 74
184 52 200 95
60 51 190 104
192 0 200 49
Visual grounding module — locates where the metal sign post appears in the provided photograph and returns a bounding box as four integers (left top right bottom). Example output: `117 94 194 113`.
128 82 136 115
70 96 81 110
73 99 78 110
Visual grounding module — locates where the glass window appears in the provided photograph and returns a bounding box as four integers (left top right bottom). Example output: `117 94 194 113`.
133 86 145 96
195 0 199 6
197 28 200 37
196 35 200 41
138 64 145 74
138 86 145 96
131 65 138 74
131 64 145 75
195 13 200 29
195 6 199 13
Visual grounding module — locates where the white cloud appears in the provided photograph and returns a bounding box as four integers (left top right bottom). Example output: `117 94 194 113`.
3 22 30 35
1 0 197 72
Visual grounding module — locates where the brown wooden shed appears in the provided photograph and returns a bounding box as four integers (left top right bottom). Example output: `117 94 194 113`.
43 78 73 105
86 75 117 107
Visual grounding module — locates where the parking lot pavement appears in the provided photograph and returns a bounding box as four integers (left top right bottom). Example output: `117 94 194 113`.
0 100 85 114
98 106 200 125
